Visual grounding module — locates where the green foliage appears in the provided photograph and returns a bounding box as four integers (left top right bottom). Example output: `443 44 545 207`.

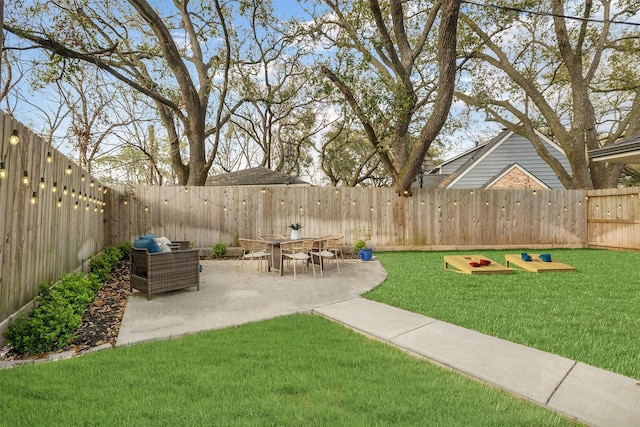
3 243 131 355
3 273 97 355
212 242 227 258
351 226 372 251
353 239 367 252
88 244 128 282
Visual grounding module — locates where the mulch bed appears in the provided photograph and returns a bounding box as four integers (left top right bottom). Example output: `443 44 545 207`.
0 260 132 362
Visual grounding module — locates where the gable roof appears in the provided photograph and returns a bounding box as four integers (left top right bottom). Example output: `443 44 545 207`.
589 134 640 164
206 166 310 186
483 162 551 189
430 129 569 189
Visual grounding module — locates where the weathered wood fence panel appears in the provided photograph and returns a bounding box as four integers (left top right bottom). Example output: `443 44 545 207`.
0 112 107 331
106 185 590 250
586 187 640 250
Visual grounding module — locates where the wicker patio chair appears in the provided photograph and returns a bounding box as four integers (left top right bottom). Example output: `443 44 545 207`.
281 239 316 280
130 248 200 300
311 237 340 277
320 234 344 266
239 238 273 275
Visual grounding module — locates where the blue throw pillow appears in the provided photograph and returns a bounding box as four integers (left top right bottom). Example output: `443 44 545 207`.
133 237 161 253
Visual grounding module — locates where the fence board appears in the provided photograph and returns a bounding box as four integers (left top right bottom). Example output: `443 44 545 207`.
0 111 107 333
106 185 592 251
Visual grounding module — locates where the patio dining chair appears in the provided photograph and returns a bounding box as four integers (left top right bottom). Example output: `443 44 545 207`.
239 238 273 276
280 239 316 280
310 238 340 277
321 234 345 266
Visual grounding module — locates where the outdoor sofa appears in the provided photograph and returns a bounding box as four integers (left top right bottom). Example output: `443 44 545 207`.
130 244 200 300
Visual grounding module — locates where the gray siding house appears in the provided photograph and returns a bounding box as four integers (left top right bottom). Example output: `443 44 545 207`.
426 129 572 190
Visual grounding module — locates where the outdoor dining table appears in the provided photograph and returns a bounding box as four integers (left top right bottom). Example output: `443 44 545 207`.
260 237 318 276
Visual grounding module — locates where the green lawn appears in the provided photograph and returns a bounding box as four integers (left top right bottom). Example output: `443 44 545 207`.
370 249 640 380
0 315 573 426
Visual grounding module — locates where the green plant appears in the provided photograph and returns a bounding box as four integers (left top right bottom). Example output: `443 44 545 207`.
288 223 303 230
351 226 372 251
353 239 367 252
3 274 98 354
3 243 131 355
212 242 227 258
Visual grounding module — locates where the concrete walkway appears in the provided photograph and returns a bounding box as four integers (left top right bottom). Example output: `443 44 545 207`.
117 259 640 427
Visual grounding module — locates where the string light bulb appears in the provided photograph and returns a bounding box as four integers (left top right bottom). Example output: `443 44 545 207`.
30 192 37 205
57 198 62 208
39 177 46 189
90 180 94 187
52 182 57 193
0 163 6 178
81 174 85 182
9 129 19 145
46 152 52 163
22 171 29 185
63 186 68 196
66 165 72 175
74 201 79 210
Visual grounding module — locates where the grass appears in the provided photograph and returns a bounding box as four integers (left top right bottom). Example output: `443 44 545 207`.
0 315 574 426
370 248 640 380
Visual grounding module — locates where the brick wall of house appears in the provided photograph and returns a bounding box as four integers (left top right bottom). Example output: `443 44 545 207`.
488 167 547 190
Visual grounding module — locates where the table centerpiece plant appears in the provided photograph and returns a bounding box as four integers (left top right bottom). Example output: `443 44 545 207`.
288 223 303 239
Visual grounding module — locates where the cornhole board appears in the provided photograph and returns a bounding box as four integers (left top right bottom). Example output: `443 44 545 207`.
444 255 512 275
504 254 576 273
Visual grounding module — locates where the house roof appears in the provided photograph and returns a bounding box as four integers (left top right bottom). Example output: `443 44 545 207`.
429 129 511 175
432 128 567 189
206 166 310 186
589 135 640 164
482 162 551 189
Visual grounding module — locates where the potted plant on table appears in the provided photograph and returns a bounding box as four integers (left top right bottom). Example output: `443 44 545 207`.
288 223 303 240
351 226 373 261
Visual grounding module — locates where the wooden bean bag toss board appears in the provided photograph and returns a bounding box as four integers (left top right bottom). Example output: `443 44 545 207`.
504 254 576 273
444 255 512 275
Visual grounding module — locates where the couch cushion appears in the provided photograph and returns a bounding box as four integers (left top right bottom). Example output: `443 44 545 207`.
133 237 161 253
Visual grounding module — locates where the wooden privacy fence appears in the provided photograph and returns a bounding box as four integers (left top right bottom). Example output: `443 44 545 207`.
106 185 592 250
0 112 107 333
586 187 640 250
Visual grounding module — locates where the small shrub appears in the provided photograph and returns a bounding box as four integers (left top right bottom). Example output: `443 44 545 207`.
212 242 227 258
3 242 130 355
89 243 131 282
3 274 95 354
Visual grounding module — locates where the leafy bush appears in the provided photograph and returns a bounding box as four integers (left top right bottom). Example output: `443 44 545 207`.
212 242 227 258
3 274 97 354
89 244 129 282
3 243 131 355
